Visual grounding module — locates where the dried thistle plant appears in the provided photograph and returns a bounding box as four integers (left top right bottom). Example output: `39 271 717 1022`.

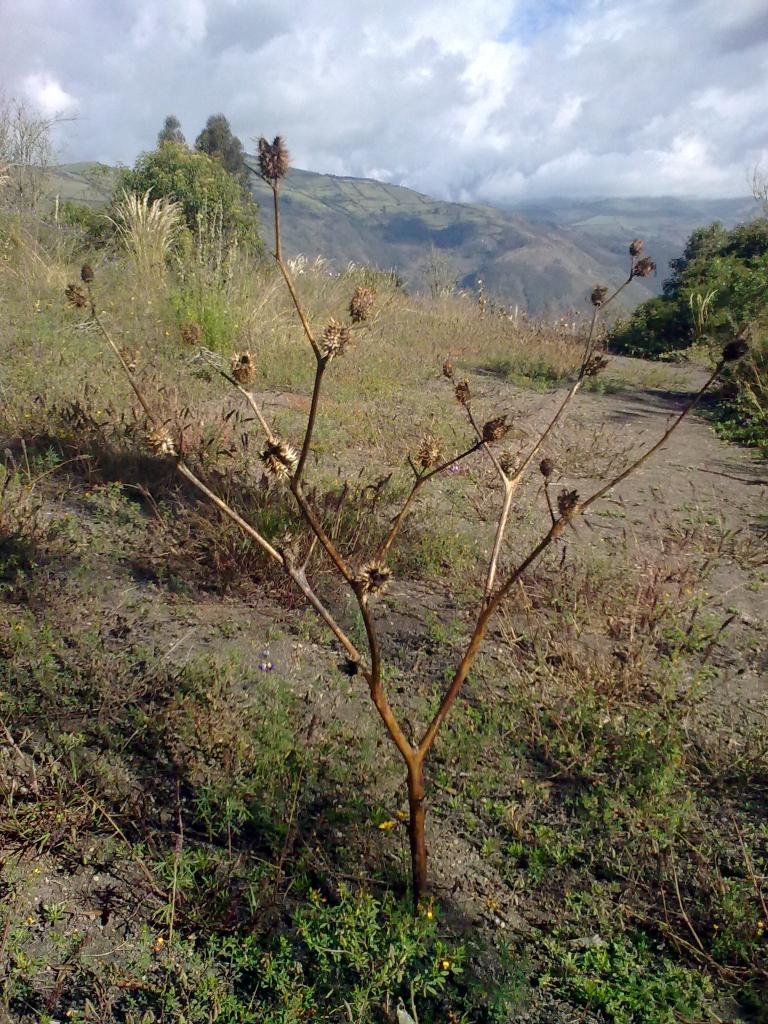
81 137 749 910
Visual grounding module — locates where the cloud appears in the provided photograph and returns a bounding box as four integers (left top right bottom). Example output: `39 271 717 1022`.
1 0 766 199
21 73 78 117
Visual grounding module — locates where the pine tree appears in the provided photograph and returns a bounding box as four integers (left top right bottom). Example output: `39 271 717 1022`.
158 115 186 147
195 114 246 179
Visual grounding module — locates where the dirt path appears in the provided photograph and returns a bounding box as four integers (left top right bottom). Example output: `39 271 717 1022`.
515 356 767 715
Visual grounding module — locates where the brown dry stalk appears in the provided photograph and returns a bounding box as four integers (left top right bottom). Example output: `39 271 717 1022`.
90 147 738 908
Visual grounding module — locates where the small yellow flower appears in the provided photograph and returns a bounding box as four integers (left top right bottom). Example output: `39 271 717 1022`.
378 820 396 831
440 959 451 971
426 909 433 920
26 915 35 925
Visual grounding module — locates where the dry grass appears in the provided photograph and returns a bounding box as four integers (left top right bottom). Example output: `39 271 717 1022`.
108 188 182 285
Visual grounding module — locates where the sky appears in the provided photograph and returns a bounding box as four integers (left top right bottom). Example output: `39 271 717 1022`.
2 0 767 202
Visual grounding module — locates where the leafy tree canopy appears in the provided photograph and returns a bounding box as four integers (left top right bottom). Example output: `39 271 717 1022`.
609 218 768 357
158 114 186 148
195 113 246 179
119 143 261 254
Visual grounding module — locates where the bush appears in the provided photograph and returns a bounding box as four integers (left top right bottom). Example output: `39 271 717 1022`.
58 201 114 248
118 143 263 255
711 317 768 454
609 218 768 357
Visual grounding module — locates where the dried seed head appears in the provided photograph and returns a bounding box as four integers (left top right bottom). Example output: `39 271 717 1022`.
721 337 749 363
321 318 351 359
357 560 392 596
442 358 454 380
591 285 609 308
499 449 519 475
416 432 443 469
80 264 94 284
260 438 298 480
231 351 256 386
180 321 203 346
258 135 290 183
454 380 471 407
482 415 510 443
539 457 555 479
632 256 656 278
629 239 644 258
557 488 579 518
146 427 177 457
584 354 609 376
349 286 375 323
65 283 88 309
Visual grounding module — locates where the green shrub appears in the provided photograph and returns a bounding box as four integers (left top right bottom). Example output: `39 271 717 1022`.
710 317 768 454
118 143 263 255
58 200 114 248
609 218 768 357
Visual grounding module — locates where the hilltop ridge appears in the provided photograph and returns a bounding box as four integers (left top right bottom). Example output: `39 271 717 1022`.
47 160 760 315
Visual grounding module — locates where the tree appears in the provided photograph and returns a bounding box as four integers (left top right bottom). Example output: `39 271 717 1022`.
0 96 58 212
195 113 246 179
158 115 186 148
118 142 261 253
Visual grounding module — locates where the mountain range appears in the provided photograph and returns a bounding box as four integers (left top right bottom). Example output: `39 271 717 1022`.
49 161 762 316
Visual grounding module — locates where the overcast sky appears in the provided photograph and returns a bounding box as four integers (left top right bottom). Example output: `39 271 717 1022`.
2 0 767 201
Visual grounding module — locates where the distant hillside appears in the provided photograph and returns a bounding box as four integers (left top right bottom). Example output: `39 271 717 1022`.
47 161 761 316
245 165 761 315
503 196 762 305
245 165 660 315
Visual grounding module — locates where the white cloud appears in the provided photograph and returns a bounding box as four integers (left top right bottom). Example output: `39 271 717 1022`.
21 73 78 117
1 0 766 199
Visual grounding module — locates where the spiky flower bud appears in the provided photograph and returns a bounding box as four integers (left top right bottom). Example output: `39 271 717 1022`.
146 427 177 457
557 489 579 518
482 415 510 443
349 286 375 323
80 264 94 284
442 359 454 380
321 318 351 359
357 560 392 596
260 438 298 480
65 283 88 309
417 432 443 469
454 380 471 406
231 351 256 386
632 257 656 278
498 450 519 476
584 354 609 376
721 338 749 363
258 136 290 183
180 321 203 346
591 285 609 308
539 457 554 479
629 239 644 258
